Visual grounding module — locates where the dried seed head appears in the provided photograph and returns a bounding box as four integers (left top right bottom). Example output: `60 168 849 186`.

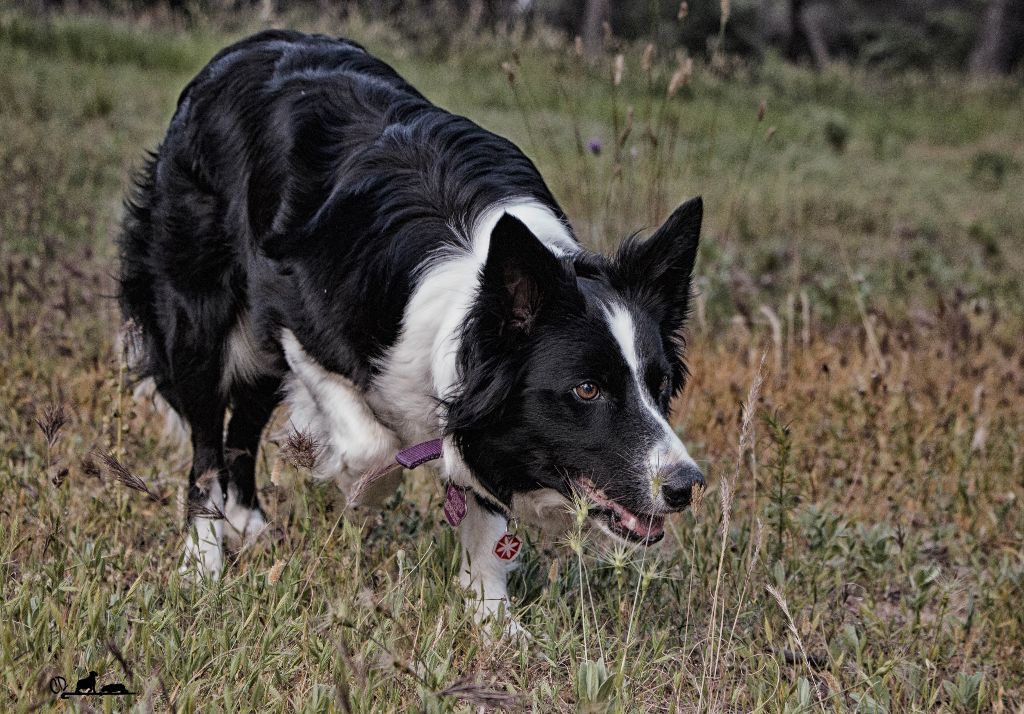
691 478 707 510
35 404 68 449
500 61 516 86
50 465 69 488
718 478 732 536
357 588 376 610
176 483 186 523
268 559 285 584
617 106 634 148
667 56 693 97
613 53 625 86
758 99 767 122
437 676 521 707
677 1 689 20
94 450 164 503
750 517 764 566
641 43 655 74
280 429 323 471
118 318 145 370
720 0 731 25
106 640 135 683
349 460 400 507
195 468 219 494
668 71 683 97
81 455 102 479
188 500 226 521
739 352 767 458
572 491 589 529
574 35 584 57
765 126 777 141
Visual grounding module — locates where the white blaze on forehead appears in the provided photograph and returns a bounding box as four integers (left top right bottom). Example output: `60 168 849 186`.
603 301 695 477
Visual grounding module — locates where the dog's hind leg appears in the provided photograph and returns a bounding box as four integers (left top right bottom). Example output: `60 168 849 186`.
223 375 281 547
175 378 229 580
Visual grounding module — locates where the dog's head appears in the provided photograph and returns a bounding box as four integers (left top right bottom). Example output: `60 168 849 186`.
447 197 705 544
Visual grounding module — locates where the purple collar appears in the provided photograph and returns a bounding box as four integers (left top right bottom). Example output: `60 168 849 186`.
392 438 467 526
389 438 520 557
394 438 444 469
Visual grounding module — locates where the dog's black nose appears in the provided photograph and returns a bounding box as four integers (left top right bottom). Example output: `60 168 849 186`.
661 463 706 510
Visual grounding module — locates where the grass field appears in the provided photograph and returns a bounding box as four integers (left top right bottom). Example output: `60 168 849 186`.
1 8 1023 712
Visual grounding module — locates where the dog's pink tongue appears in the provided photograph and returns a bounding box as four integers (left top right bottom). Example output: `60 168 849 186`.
581 480 665 539
618 508 665 538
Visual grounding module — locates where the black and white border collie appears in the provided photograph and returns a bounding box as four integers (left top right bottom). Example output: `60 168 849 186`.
119 30 705 624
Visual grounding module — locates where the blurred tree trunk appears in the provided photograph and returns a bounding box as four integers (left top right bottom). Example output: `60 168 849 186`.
787 0 828 69
786 0 809 60
969 0 1024 75
799 5 829 69
581 0 609 58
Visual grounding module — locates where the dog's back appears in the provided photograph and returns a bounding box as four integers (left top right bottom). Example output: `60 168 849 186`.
120 30 562 393
120 31 419 393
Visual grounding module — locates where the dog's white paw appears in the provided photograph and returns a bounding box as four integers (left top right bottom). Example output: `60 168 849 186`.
470 598 533 641
223 504 268 548
179 521 224 581
499 613 533 642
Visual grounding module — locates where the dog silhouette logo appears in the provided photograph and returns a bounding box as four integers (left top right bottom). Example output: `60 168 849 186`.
49 671 133 700
74 671 97 693
100 682 131 694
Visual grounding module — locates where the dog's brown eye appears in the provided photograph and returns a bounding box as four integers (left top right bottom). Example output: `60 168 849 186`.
574 382 601 401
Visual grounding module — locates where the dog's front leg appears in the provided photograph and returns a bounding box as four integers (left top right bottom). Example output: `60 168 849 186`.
458 500 523 635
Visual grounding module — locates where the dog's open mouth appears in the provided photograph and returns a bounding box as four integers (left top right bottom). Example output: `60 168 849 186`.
577 478 665 544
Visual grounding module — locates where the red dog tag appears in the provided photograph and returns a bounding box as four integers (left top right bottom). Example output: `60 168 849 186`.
494 533 522 561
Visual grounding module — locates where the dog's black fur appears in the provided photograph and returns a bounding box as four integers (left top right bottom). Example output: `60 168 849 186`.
120 30 703 566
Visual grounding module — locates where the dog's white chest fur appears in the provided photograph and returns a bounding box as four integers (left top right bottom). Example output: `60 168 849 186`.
280 198 575 495
368 199 577 441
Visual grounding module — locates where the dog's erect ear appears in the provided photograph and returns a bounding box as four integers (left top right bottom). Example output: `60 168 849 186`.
481 213 569 338
616 196 702 341
446 214 570 432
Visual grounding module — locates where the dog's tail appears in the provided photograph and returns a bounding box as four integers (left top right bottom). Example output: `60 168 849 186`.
116 320 190 447
115 155 190 448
